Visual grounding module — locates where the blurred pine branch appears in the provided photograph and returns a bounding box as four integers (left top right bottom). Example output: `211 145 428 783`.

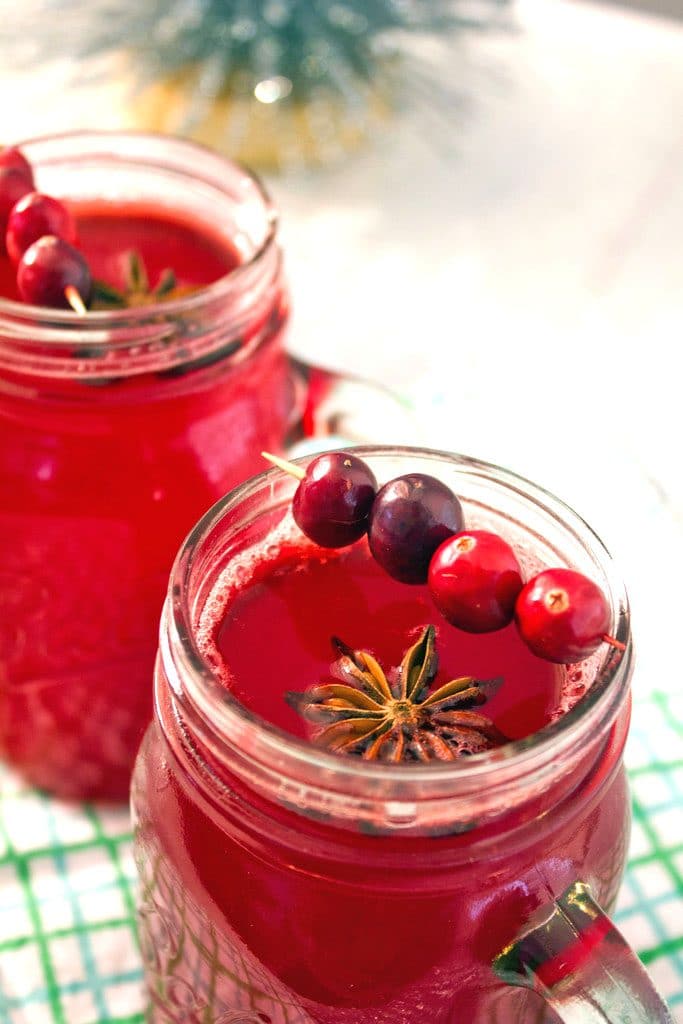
2 0 511 168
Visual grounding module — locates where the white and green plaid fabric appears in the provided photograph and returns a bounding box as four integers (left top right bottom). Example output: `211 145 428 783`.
1 688 682 1023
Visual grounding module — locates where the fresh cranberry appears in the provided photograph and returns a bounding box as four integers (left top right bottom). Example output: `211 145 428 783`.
428 529 523 632
0 146 34 183
293 452 377 548
0 169 34 242
514 568 611 664
6 192 77 265
17 236 92 310
368 473 464 583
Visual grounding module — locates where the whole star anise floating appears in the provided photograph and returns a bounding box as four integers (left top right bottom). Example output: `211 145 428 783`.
90 250 198 309
286 625 507 763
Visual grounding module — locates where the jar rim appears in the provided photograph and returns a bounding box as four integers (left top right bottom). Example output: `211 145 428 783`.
163 445 633 818
0 131 281 378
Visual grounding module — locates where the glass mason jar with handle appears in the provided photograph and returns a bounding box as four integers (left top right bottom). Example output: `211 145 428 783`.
131 446 672 1024
0 130 296 801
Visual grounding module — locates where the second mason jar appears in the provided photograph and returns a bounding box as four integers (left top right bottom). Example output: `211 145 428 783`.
0 131 293 800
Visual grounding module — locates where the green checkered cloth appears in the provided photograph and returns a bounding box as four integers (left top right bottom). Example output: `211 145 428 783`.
1 690 682 1024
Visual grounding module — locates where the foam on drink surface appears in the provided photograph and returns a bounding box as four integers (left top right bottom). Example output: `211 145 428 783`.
196 511 332 684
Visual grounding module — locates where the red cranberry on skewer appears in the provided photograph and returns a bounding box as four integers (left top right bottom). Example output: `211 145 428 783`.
0 169 34 243
0 146 34 183
293 452 378 548
368 473 464 584
17 235 92 313
514 567 613 664
6 192 77 266
263 451 377 548
428 529 523 633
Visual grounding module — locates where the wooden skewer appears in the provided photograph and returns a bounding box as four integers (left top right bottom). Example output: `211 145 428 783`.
65 285 87 316
261 451 306 480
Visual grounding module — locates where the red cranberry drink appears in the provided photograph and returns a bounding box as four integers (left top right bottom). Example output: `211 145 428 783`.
0 199 239 305
0 133 292 800
132 447 672 1023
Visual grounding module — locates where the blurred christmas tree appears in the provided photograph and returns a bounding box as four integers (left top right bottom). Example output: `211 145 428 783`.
5 0 510 170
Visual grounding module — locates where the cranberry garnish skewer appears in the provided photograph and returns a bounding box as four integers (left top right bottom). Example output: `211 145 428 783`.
265 451 626 665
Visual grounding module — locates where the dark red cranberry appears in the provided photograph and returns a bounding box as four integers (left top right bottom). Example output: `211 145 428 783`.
0 146 34 183
17 236 92 310
6 192 77 265
293 451 377 548
0 168 34 242
428 529 523 632
368 473 464 584
514 568 611 664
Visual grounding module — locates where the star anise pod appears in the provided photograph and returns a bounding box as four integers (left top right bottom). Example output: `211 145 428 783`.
90 250 198 310
286 625 507 762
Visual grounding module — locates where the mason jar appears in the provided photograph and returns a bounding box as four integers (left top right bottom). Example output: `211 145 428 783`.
0 131 294 799
131 447 670 1023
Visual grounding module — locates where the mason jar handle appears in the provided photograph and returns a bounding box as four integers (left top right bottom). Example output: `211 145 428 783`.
285 355 418 448
493 881 673 1022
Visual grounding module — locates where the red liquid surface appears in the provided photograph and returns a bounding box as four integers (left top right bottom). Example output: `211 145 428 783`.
0 203 292 799
214 539 565 745
133 531 631 1024
0 201 237 301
